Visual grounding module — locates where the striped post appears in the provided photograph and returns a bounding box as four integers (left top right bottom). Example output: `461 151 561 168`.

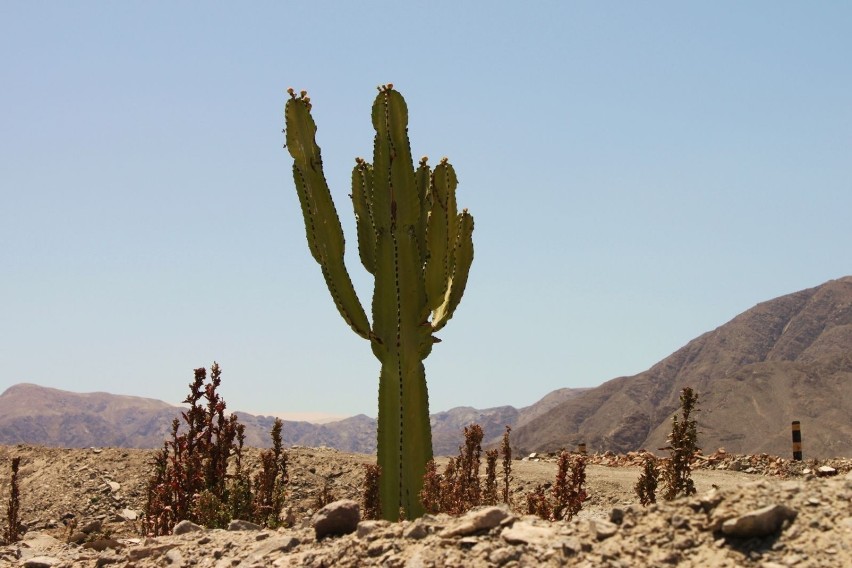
791 421 802 461
578 442 587 455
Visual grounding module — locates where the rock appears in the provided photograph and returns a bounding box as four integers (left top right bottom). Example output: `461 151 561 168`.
249 535 300 559
128 544 178 561
23 557 60 568
721 504 798 538
312 499 360 539
80 519 103 534
356 519 389 539
67 531 87 544
440 506 513 538
106 481 120 493
489 547 521 565
403 520 429 540
501 521 556 546
120 508 138 521
227 519 262 531
164 549 185 565
589 519 618 540
172 520 203 535
817 466 837 477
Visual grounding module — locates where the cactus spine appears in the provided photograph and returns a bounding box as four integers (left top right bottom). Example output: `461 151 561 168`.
284 85 474 520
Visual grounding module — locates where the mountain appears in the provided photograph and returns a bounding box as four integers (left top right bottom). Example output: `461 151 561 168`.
0 382 587 455
512 276 852 458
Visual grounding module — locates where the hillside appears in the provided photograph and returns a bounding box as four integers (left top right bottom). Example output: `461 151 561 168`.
0 383 587 455
512 276 852 458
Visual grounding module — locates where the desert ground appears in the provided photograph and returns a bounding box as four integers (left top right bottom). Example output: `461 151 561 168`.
0 444 850 567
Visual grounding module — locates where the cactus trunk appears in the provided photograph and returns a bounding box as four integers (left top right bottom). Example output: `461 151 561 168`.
284 85 473 520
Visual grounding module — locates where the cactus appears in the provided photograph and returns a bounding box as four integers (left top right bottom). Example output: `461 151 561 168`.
284 85 474 520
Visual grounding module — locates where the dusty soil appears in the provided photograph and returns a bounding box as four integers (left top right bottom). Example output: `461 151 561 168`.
0 445 850 567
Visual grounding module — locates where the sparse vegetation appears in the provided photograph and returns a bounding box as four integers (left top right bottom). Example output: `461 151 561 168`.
501 425 512 506
526 450 587 521
142 364 289 535
361 464 382 520
661 387 700 500
4 457 21 544
313 481 335 510
420 423 515 516
634 453 659 506
482 449 499 506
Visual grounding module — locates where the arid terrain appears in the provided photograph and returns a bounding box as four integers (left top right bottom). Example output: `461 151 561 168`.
1 444 850 567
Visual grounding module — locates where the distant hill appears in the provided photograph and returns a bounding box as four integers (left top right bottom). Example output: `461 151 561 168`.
0 382 587 455
512 276 852 458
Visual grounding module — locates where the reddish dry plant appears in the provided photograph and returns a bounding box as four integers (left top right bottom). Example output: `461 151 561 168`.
661 387 700 500
143 364 289 535
420 423 506 516
634 453 659 506
501 425 512 505
525 484 551 519
482 449 499 506
4 457 21 544
314 481 335 510
527 451 587 521
362 464 382 520
251 418 289 527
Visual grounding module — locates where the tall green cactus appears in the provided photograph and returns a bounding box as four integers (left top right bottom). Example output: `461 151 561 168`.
284 85 474 520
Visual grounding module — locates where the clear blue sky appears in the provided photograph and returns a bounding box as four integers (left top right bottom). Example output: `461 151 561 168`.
2 2 850 419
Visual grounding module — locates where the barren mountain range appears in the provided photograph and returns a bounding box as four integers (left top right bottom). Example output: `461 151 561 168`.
0 382 586 456
2 276 850 458
513 276 852 458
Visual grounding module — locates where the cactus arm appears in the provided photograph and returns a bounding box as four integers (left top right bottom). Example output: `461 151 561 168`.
424 159 460 311
431 210 474 332
351 159 376 275
415 158 430 267
285 95 372 340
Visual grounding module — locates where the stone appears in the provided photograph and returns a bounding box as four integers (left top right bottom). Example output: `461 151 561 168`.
722 504 798 538
589 519 619 540
164 549 185 565
106 481 120 493
440 506 513 538
80 519 103 534
501 521 557 546
228 519 262 531
172 520 203 535
67 531 87 544
312 499 360 539
128 544 178 561
249 535 300 559
356 519 389 539
403 520 428 540
817 466 837 477
120 508 138 521
23 557 60 568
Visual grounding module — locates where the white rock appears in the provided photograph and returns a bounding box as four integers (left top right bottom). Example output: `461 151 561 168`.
501 521 556 546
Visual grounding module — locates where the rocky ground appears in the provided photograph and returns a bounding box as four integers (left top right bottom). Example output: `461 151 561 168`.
0 444 850 567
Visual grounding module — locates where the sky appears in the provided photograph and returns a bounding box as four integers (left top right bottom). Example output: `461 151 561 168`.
1 2 850 421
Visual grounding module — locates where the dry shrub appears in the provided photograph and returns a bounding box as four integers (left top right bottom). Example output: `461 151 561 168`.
420 423 514 516
527 451 587 521
143 363 289 535
661 387 699 500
